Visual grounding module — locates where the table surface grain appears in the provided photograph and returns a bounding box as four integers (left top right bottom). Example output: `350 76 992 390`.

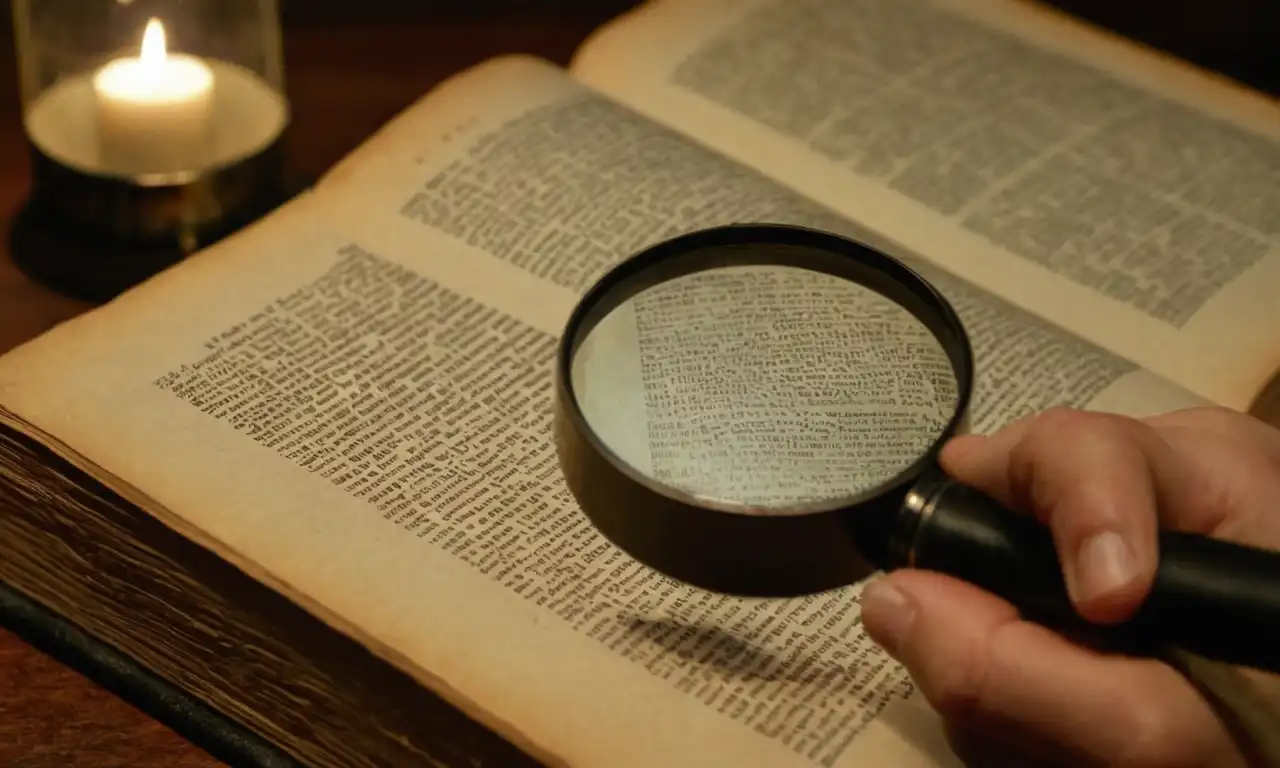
0 3 1273 766
0 13 616 767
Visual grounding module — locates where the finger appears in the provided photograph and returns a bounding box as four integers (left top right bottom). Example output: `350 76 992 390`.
941 408 1161 622
941 406 1257 523
1004 408 1165 622
860 571 1245 768
1144 407 1280 542
942 407 1229 623
1152 420 1280 549
939 409 1054 507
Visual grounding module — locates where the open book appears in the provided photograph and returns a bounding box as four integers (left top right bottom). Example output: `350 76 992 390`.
1 0 1277 765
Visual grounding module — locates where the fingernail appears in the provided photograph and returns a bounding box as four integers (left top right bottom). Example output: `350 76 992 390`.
1071 531 1137 604
861 580 918 653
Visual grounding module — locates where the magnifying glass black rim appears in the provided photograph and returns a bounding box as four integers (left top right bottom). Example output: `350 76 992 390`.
556 223 975 518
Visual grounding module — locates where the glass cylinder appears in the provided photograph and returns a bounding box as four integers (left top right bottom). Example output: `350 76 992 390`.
10 0 291 298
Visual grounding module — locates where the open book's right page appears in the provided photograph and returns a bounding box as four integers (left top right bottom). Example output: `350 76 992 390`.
571 0 1280 412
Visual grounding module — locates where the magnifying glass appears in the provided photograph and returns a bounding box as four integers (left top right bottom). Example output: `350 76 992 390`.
552 223 1280 675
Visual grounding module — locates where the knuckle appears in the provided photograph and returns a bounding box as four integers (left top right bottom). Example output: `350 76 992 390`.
1018 408 1118 462
919 663 983 724
1006 408 1141 520
1008 408 1076 466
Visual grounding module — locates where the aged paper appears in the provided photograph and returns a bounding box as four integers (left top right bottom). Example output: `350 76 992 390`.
571 0 1280 411
0 57 959 768
0 53 1217 768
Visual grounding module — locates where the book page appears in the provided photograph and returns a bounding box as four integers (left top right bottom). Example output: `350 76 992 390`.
0 56 1211 768
570 0 1280 412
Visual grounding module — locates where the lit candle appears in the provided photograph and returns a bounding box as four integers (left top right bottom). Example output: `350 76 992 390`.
93 18 215 177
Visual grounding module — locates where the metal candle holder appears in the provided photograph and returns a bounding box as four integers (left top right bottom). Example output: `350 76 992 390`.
9 0 293 303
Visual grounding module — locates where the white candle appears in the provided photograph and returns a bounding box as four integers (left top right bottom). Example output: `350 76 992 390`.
93 18 215 177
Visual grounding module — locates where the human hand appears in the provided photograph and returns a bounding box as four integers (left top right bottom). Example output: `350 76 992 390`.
859 406 1280 767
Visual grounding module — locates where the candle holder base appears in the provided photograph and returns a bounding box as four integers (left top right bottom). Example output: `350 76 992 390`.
8 138 304 304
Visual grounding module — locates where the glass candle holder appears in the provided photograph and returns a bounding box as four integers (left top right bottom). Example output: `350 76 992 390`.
10 0 292 302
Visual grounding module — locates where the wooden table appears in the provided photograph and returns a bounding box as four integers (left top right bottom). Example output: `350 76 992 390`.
0 2 1272 766
0 9 626 766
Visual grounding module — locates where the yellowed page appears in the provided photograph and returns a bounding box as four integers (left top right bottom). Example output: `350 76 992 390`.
570 0 1280 412
0 55 1212 768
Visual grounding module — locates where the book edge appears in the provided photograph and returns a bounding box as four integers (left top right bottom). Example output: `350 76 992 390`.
0 579 299 768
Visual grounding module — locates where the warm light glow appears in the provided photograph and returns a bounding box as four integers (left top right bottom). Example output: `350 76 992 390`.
140 18 166 68
90 14 215 176
94 16 212 102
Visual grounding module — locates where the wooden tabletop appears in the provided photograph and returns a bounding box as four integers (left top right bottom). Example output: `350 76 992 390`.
0 2 1272 766
0 9 625 766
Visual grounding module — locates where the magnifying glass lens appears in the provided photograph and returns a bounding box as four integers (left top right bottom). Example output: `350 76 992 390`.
572 264 959 510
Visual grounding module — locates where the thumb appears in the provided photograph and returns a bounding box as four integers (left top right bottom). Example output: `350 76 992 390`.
858 570 1244 768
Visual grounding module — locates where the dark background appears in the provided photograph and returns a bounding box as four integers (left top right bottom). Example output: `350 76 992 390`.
3 1 1271 90
268 0 1278 91
0 0 1273 190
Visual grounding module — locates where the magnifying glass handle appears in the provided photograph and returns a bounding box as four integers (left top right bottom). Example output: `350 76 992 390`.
895 475 1280 674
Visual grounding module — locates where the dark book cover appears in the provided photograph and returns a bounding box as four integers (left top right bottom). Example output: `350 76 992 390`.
0 581 298 768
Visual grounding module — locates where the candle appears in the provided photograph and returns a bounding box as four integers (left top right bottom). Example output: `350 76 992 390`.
93 18 215 177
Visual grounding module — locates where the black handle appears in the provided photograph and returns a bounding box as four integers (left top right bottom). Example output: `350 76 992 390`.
898 477 1280 673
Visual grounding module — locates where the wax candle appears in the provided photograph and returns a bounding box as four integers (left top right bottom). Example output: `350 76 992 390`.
93 18 215 177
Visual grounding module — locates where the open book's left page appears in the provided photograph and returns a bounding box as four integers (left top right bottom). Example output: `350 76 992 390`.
0 56 959 768
0 53 1210 767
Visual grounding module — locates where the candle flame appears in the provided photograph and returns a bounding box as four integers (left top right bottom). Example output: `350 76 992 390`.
140 18 166 66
